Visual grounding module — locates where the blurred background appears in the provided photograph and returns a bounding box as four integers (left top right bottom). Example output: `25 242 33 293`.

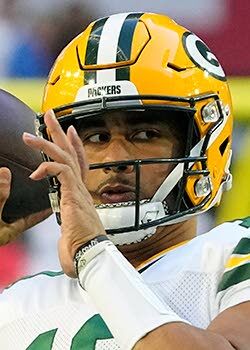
0 0 249 290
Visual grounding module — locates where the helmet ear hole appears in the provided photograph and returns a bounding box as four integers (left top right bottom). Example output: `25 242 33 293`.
219 137 230 156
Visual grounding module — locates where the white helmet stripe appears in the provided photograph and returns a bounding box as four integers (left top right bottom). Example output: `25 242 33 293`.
96 13 130 83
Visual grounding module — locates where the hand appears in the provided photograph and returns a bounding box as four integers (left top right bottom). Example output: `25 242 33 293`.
0 167 51 246
23 110 106 277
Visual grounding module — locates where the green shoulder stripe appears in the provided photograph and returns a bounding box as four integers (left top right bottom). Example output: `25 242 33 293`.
218 263 250 292
239 216 250 229
5 270 64 290
233 237 250 255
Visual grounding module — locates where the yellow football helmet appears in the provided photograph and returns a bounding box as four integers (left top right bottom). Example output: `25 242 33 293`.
39 12 233 245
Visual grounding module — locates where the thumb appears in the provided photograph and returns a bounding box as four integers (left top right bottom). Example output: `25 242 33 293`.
0 167 12 217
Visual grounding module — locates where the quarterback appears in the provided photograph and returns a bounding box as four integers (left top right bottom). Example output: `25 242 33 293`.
0 12 250 350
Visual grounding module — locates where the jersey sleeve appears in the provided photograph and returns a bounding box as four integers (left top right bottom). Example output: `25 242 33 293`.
216 218 250 313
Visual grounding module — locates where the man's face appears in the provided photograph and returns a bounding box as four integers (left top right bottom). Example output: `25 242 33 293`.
76 110 184 205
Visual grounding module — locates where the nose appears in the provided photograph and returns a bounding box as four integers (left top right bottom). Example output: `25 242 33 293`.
102 138 134 174
103 163 134 174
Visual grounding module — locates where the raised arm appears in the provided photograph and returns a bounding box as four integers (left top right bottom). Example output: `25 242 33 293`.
22 110 250 350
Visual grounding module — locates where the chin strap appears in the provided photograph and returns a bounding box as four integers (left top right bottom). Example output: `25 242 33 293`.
107 227 157 246
96 200 166 245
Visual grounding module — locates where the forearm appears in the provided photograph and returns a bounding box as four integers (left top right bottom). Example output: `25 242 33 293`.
134 322 235 350
76 241 227 349
77 241 237 350
77 240 182 349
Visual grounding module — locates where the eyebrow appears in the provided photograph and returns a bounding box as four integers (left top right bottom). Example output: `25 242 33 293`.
75 115 106 130
75 111 171 131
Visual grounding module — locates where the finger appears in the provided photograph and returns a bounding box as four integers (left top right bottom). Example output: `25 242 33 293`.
67 125 89 181
30 162 77 190
23 132 75 170
44 111 81 170
44 109 71 151
29 161 92 207
0 167 11 216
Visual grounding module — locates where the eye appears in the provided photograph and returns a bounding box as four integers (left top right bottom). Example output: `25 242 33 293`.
85 132 110 143
131 129 160 140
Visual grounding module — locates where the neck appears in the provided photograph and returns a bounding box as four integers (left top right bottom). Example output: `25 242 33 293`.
118 218 197 268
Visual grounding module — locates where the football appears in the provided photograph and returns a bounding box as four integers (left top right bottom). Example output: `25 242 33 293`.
0 89 50 223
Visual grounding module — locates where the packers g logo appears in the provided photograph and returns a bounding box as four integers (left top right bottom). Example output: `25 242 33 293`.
183 32 226 81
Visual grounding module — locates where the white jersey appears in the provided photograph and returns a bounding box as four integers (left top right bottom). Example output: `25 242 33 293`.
0 217 250 349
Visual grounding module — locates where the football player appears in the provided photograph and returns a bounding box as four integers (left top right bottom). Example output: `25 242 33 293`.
1 12 250 349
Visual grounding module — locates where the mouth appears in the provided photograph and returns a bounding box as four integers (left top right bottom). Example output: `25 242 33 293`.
100 184 135 204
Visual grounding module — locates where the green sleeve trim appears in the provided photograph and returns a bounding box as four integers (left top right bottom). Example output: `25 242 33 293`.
218 263 250 292
4 270 64 290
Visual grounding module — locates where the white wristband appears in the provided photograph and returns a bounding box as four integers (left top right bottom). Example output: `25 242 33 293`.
75 238 113 278
78 243 188 350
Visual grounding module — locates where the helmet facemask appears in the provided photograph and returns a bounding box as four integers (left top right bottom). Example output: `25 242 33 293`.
37 92 230 245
